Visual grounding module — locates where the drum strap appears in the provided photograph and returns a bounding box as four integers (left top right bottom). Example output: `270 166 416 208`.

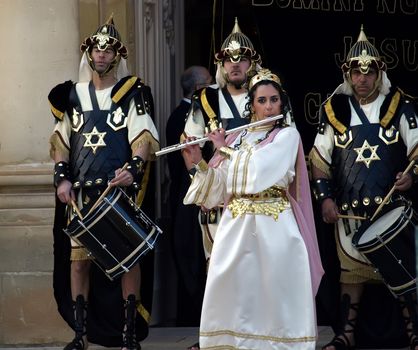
221 87 248 130
350 96 370 125
89 81 100 110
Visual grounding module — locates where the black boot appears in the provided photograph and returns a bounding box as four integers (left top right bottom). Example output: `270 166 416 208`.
399 293 418 350
322 293 357 350
64 295 88 350
122 294 140 350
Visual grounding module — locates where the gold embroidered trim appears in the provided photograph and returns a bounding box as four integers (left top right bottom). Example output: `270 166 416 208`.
232 151 242 195
228 186 289 220
194 177 206 203
196 159 209 172
70 246 92 261
219 146 235 160
192 167 214 205
380 90 400 128
340 269 378 284
241 151 251 196
200 329 316 344
202 222 214 260
308 147 332 177
49 101 64 121
324 99 347 135
137 303 151 324
131 130 160 161
201 88 218 131
112 76 137 104
135 162 150 207
409 144 418 160
202 170 215 204
335 230 381 282
49 132 70 160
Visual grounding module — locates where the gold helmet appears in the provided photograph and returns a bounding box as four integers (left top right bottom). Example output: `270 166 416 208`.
215 18 261 64
342 25 386 74
214 18 261 88
80 14 127 75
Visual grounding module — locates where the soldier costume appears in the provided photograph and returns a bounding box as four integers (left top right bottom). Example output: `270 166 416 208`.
309 26 418 349
48 16 159 350
183 18 265 262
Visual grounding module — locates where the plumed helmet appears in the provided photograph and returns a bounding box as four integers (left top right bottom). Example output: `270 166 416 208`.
214 17 261 64
341 25 386 74
80 14 127 75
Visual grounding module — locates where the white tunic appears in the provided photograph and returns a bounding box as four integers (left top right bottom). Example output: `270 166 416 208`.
52 82 159 149
184 126 317 349
183 86 248 139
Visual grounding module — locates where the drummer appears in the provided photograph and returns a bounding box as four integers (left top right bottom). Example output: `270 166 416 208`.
309 25 418 350
48 15 159 350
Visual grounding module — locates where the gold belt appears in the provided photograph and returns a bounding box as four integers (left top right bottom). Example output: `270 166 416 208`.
228 186 290 221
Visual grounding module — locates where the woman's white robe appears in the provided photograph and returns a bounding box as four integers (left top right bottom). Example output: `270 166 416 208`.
184 127 318 350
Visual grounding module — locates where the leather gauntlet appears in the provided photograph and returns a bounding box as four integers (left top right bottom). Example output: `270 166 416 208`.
312 178 335 203
126 156 146 190
54 161 70 187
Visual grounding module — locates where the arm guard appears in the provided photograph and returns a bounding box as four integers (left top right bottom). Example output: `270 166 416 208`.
312 178 335 203
126 156 146 190
54 161 70 187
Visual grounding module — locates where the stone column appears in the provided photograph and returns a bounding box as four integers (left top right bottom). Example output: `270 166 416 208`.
0 0 79 344
133 0 185 327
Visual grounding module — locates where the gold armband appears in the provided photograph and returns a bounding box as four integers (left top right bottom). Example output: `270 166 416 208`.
194 159 208 172
219 146 235 160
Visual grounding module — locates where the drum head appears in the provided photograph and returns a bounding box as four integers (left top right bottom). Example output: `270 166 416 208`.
357 205 406 245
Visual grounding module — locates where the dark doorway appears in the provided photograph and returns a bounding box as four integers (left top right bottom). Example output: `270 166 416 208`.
185 0 418 151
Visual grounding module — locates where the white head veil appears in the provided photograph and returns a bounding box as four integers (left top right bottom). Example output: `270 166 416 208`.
78 52 130 83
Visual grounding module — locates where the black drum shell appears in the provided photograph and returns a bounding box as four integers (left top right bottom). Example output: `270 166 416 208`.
352 199 415 296
65 188 161 280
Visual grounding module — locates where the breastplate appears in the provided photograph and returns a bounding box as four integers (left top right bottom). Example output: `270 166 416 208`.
332 123 407 216
68 83 131 188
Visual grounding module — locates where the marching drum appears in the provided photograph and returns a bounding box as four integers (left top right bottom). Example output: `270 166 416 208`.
352 198 416 296
65 187 162 280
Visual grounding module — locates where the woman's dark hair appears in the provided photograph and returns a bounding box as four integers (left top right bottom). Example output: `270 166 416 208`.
244 79 289 129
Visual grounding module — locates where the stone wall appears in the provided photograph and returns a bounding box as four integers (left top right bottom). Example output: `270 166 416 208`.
0 0 184 343
0 163 72 344
0 0 79 344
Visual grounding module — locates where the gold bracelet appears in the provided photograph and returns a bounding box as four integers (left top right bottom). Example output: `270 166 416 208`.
195 159 209 172
219 146 235 160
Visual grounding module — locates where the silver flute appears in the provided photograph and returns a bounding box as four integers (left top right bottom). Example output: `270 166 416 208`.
156 114 283 156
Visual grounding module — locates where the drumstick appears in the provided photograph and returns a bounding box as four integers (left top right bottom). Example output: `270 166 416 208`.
70 199 84 220
338 214 366 221
86 162 129 217
370 159 415 222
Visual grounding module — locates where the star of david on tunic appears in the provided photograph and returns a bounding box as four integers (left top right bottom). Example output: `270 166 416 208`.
354 139 380 168
83 126 106 154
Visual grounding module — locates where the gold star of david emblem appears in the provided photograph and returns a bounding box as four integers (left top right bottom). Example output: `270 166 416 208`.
354 140 380 168
83 126 106 154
